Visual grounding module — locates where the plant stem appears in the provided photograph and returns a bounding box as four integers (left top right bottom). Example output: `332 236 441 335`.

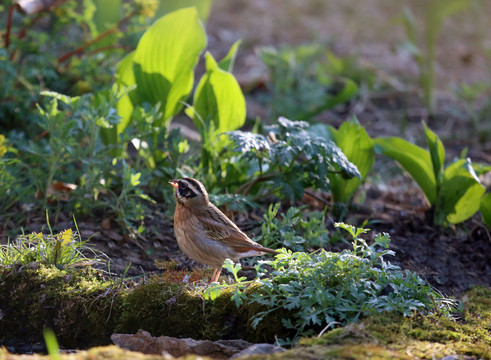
4 4 15 48
237 173 278 196
57 9 137 64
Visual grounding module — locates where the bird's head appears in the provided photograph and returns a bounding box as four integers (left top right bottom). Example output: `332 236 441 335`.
169 177 209 208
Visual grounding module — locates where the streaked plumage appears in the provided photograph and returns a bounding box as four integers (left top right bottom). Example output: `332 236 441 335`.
169 177 277 283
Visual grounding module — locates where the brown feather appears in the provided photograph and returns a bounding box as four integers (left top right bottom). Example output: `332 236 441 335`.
194 203 270 251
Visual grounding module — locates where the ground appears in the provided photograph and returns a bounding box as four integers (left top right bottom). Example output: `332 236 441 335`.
3 0 490 297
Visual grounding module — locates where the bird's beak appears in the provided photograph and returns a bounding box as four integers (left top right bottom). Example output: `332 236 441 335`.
168 180 179 189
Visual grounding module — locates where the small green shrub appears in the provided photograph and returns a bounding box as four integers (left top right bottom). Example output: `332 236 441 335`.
311 117 375 204
254 203 330 251
259 45 362 120
0 227 95 269
245 223 454 344
228 117 361 201
480 193 491 228
0 0 153 136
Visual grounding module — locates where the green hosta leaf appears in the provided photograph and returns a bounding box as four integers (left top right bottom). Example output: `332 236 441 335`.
423 121 445 182
115 52 136 134
480 193 491 228
374 137 436 205
187 49 246 134
434 158 485 225
472 162 491 177
155 0 214 21
326 117 374 203
134 7 206 123
117 7 206 128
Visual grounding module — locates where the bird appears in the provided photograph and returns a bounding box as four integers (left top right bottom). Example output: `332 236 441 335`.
169 177 278 283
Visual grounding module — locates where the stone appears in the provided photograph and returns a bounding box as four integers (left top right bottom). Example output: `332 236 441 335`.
112 329 254 359
230 343 285 358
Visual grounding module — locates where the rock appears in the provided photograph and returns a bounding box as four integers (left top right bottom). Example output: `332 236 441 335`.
112 329 253 358
230 343 285 358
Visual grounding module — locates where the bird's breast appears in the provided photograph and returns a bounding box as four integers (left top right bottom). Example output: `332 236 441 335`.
173 204 231 266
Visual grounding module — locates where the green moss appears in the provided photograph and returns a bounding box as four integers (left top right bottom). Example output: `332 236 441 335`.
0 264 122 348
0 345 214 359
115 276 297 343
299 286 491 360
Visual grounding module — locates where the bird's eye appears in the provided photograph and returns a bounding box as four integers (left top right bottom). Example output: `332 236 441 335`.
179 182 188 190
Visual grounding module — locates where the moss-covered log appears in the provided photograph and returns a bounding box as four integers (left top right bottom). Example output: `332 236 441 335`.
0 265 292 349
0 265 121 349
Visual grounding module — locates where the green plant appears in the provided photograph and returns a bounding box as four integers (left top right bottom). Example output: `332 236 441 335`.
0 135 28 216
154 0 214 21
22 91 120 202
43 328 61 360
259 45 360 120
246 223 455 344
0 224 96 269
311 117 375 204
113 8 246 190
103 159 154 232
375 122 485 226
202 259 260 306
114 7 207 136
400 1 472 111
453 82 491 141
185 41 246 181
119 102 190 196
254 203 329 251
1 0 153 136
480 193 491 228
14 90 156 231
227 117 361 201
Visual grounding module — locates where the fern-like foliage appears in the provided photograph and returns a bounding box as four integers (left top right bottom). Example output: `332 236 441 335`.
227 117 360 200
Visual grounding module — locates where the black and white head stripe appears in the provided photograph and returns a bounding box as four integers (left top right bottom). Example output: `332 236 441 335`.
177 178 207 199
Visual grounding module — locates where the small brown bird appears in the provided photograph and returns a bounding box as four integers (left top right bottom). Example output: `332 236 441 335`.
169 177 278 283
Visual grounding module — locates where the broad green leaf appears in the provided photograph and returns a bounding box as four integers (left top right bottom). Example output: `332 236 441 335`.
434 159 485 225
132 7 206 125
423 121 445 182
480 193 491 229
188 51 245 134
326 118 374 203
374 137 436 204
473 163 491 177
155 0 214 21
115 51 136 133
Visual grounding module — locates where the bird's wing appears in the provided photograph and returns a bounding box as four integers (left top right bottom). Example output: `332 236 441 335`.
196 203 273 252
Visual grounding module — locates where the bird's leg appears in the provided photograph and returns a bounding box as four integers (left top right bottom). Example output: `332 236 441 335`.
209 266 218 283
209 266 222 283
